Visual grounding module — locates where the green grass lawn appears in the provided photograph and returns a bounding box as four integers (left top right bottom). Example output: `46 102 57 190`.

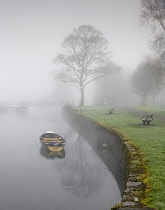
132 105 165 116
82 106 165 210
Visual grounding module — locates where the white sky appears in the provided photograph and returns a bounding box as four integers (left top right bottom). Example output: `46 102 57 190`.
0 0 152 101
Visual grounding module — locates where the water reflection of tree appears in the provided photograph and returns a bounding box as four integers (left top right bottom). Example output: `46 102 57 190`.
56 134 105 199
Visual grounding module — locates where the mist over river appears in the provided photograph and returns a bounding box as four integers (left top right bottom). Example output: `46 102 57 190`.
0 107 122 210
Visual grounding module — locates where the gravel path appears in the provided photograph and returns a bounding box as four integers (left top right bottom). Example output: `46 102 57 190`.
118 107 165 121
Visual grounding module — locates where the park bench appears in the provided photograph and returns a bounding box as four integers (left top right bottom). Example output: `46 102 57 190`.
141 113 153 125
108 108 114 115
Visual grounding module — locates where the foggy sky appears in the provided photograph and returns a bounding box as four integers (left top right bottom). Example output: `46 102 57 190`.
0 0 151 101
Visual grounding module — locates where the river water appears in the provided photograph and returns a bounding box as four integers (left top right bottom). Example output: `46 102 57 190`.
0 107 123 210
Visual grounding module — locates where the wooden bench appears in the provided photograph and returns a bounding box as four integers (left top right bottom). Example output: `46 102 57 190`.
141 113 153 125
108 108 114 115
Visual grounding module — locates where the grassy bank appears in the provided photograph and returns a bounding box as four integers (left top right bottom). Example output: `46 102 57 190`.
81 106 165 210
132 105 165 116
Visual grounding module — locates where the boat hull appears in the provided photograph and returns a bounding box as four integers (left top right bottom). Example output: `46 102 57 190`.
40 131 65 148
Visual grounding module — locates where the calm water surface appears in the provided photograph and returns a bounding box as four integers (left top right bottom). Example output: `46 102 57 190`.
0 108 122 210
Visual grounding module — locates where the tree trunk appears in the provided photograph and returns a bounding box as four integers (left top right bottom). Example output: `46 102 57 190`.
152 95 155 105
141 94 147 106
80 86 84 106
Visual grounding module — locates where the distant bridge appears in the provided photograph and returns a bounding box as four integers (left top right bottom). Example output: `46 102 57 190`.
0 101 65 109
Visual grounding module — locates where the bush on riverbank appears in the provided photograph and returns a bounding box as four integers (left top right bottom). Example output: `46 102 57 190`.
81 106 165 210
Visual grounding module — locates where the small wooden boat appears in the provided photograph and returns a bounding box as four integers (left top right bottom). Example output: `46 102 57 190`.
40 131 65 151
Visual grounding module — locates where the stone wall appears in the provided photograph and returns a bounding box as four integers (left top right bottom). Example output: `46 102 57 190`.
63 107 156 210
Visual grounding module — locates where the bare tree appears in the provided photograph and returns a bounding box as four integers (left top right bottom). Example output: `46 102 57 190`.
141 0 165 31
131 57 163 105
54 25 120 106
150 32 165 70
141 0 165 83
141 0 165 56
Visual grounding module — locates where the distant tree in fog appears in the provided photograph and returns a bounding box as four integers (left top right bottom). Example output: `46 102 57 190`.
131 57 163 105
141 0 165 76
94 72 130 106
53 25 120 106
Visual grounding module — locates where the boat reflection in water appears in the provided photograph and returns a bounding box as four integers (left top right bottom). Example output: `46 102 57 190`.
39 131 66 159
40 145 65 159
